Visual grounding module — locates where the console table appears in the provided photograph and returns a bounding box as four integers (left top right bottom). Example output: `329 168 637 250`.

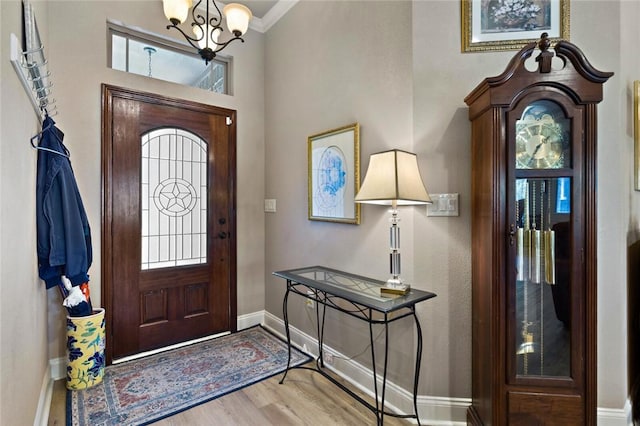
273 266 436 425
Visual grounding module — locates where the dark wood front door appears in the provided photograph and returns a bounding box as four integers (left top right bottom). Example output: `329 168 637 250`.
102 85 237 363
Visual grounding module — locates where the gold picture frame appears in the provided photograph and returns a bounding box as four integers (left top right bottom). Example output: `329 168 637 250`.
635 81 640 191
461 0 570 53
308 123 361 224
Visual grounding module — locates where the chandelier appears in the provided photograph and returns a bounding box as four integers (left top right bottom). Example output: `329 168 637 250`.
162 0 252 64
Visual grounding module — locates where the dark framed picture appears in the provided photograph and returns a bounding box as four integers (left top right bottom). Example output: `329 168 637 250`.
461 0 570 52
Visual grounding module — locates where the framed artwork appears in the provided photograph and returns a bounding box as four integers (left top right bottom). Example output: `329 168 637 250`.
635 81 640 191
308 123 361 224
461 0 570 52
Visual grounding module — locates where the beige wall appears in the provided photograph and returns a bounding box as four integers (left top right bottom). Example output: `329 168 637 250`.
264 0 420 387
265 0 634 411
412 0 474 398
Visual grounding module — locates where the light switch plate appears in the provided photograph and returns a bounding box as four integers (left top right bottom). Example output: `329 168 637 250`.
264 199 277 213
426 193 459 217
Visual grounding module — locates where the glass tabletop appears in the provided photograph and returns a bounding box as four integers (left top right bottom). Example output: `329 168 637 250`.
273 266 436 313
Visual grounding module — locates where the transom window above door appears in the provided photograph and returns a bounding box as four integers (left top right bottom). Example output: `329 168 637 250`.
108 22 228 94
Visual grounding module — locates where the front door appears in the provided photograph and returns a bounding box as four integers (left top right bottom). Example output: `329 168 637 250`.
102 85 237 363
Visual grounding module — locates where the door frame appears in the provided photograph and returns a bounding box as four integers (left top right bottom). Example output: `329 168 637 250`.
101 84 237 364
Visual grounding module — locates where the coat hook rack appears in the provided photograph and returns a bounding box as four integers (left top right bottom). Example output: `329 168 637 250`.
9 0 57 119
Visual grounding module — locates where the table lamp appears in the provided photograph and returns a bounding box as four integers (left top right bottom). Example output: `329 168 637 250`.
355 149 432 295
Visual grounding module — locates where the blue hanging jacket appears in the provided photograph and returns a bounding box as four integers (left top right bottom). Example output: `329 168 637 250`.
36 116 92 289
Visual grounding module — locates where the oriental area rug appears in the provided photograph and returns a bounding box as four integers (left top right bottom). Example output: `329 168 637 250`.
67 326 311 426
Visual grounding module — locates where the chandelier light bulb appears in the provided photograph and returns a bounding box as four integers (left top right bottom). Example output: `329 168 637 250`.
192 25 222 50
192 25 207 49
210 28 222 45
223 3 252 36
163 0 193 25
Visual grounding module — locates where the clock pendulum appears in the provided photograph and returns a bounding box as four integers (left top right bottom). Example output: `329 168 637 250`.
524 181 531 281
544 180 556 285
539 181 546 375
517 179 535 366
516 180 525 282
518 256 535 367
530 181 542 285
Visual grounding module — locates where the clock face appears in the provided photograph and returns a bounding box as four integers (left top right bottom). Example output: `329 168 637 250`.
515 102 569 169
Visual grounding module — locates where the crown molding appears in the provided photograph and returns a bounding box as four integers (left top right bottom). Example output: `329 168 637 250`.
257 0 299 33
193 1 298 34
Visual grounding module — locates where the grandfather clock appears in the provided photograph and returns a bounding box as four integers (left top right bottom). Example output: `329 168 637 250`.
465 34 612 425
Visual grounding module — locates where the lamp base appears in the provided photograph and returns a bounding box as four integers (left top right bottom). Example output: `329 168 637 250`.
380 278 410 296
381 286 410 296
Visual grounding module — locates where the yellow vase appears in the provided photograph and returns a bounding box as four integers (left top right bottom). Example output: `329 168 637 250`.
66 308 105 390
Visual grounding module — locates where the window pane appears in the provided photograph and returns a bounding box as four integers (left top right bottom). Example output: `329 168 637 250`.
514 178 571 378
141 128 208 270
109 29 227 93
111 34 127 72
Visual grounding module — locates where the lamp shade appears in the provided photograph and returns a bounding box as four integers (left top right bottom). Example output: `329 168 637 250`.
163 0 193 24
355 149 432 206
223 3 252 36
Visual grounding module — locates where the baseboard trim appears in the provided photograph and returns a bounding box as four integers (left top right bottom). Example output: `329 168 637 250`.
237 310 264 330
50 357 66 382
597 400 632 426
34 364 53 426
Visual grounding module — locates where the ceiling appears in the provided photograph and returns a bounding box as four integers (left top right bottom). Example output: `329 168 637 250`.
240 0 280 19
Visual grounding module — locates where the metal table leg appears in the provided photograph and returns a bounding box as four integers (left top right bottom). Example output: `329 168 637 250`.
369 312 381 425
318 290 328 368
279 282 292 384
413 310 423 426
380 316 390 426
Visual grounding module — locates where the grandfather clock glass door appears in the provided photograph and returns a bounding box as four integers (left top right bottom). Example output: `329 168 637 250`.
508 96 584 386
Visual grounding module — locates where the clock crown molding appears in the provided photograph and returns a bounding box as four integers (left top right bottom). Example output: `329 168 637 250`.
464 33 614 114
554 40 615 84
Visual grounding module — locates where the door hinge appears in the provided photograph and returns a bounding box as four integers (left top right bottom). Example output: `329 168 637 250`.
226 116 232 126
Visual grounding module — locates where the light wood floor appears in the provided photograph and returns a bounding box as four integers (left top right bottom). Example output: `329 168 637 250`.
48 364 412 425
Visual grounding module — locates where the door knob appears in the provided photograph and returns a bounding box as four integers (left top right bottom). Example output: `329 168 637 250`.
218 232 228 239
509 224 516 246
